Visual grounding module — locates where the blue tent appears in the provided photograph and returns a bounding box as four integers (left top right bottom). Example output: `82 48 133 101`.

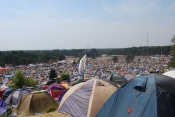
0 99 7 115
97 74 175 117
2 88 13 101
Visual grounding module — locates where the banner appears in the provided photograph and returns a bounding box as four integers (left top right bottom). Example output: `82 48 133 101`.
78 54 86 73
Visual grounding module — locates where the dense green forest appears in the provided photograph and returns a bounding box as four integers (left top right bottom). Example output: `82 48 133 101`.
98 46 170 56
61 46 170 57
0 50 65 66
0 46 170 66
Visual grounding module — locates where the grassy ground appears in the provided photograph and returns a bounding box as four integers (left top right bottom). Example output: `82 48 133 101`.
18 111 71 117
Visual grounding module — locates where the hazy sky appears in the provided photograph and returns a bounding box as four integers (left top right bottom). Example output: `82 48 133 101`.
0 0 175 50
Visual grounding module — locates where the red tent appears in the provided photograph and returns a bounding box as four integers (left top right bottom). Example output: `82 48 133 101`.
47 83 67 99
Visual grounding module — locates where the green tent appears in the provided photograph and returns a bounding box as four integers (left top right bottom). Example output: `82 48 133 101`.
17 91 58 115
106 74 128 88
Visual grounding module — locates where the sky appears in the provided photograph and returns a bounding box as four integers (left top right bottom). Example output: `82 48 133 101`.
0 0 175 50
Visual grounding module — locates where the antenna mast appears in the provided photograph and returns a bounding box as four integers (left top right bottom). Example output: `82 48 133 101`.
147 30 148 64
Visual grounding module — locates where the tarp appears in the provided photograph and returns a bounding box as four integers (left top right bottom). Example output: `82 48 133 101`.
97 74 175 117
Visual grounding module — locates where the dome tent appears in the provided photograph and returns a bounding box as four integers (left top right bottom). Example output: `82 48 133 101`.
17 91 58 116
97 74 175 117
58 78 116 117
0 99 7 115
106 73 128 88
46 83 67 99
2 88 13 101
123 73 136 81
5 88 30 107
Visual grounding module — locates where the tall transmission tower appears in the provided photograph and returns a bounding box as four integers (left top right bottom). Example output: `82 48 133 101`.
147 30 148 63
146 30 148 63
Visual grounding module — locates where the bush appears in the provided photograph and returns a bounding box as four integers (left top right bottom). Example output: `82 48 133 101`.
61 73 70 81
9 70 38 90
45 106 57 113
25 77 38 87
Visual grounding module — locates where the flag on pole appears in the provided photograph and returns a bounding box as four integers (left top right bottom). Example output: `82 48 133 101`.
78 54 86 73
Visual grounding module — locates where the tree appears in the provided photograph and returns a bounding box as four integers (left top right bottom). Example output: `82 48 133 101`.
49 69 57 80
72 60 76 65
10 70 38 90
168 35 175 68
126 55 134 63
112 56 118 63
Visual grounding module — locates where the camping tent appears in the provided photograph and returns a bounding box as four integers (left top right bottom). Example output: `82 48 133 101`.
2 88 13 101
0 99 7 114
17 91 58 115
163 70 175 79
106 73 128 87
58 78 117 117
97 74 175 117
5 89 30 106
46 83 67 99
25 87 37 92
0 67 9 72
123 73 136 81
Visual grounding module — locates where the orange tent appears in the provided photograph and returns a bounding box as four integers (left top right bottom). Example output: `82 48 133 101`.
0 68 9 72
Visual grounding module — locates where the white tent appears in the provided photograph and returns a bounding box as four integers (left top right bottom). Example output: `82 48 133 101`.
163 70 175 79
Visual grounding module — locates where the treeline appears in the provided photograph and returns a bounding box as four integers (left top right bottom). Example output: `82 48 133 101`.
60 46 171 57
98 46 171 56
0 50 65 66
0 46 171 66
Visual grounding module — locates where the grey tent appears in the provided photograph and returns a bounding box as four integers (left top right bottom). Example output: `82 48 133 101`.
58 78 117 117
5 89 30 107
106 73 128 87
123 73 136 81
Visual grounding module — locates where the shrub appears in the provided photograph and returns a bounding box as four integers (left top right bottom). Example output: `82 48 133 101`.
61 73 70 81
45 106 57 113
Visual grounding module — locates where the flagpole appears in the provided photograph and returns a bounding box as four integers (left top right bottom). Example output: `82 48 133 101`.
82 69 85 81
